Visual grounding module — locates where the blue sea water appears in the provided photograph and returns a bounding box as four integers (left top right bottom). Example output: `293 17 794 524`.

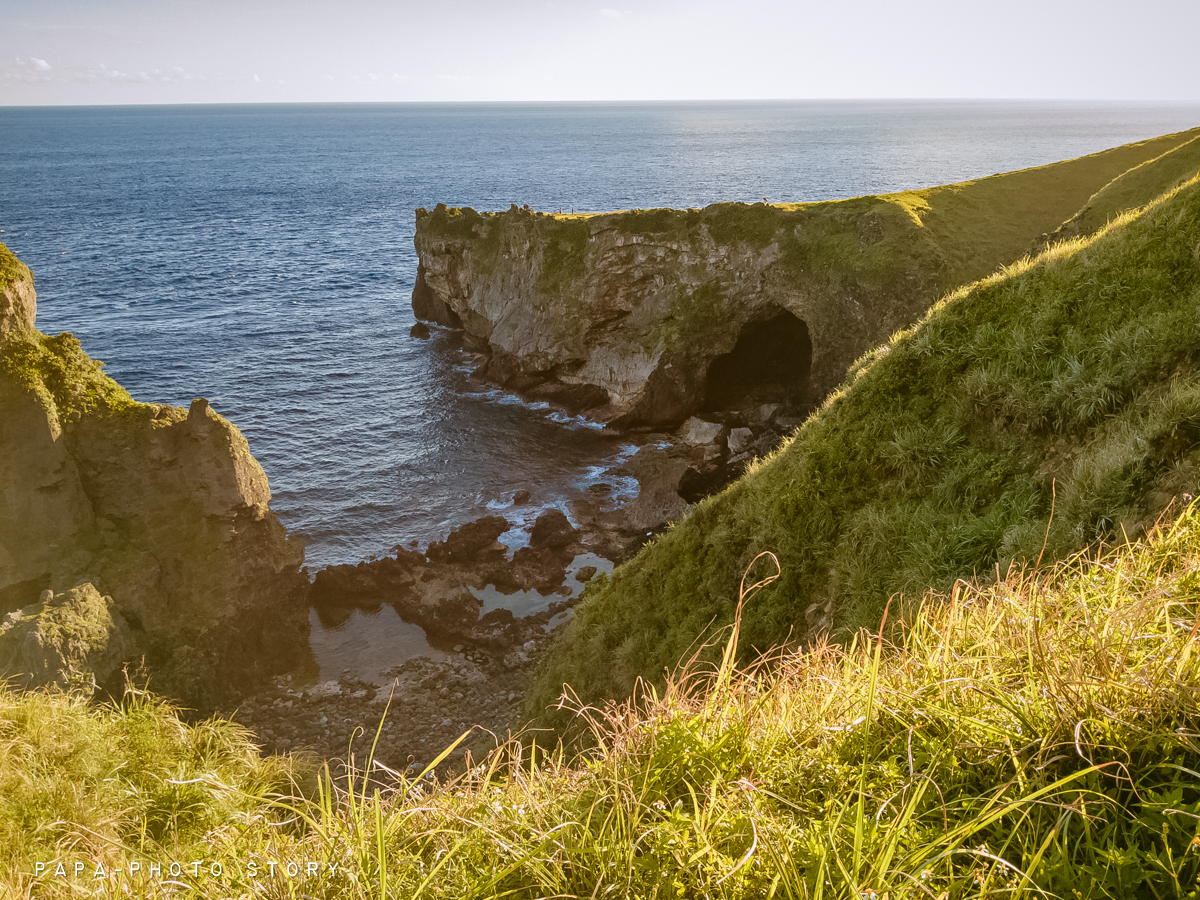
3 100 1200 570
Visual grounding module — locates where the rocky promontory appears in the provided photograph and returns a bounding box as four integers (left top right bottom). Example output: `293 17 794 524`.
412 128 1200 428
0 245 310 709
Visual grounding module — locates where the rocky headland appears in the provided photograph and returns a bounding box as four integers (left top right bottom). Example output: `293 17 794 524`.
411 128 1200 432
0 246 310 710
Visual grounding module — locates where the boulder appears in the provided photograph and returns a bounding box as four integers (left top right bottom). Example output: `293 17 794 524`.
616 445 691 534
728 427 754 454
426 516 510 563
680 417 724 446
528 510 577 551
0 583 132 693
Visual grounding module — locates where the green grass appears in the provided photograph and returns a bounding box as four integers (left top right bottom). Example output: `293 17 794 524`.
0 242 33 294
884 126 1200 287
1 683 297 897
10 506 1200 897
0 329 140 435
529 172 1200 726
1059 134 1200 242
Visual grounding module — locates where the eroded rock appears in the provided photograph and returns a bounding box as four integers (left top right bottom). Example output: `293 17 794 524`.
0 244 311 710
0 583 132 693
681 416 724 446
410 202 941 428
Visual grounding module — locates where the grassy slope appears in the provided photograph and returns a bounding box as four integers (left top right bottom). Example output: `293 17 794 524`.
1059 133 1200 241
890 127 1200 286
529 173 1200 725
10 508 1200 897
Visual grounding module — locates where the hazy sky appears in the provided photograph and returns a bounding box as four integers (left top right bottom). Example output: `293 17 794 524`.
3 0 1199 105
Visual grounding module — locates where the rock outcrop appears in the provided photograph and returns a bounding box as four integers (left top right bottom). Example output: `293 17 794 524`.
0 245 310 708
412 128 1200 428
311 510 585 652
0 583 133 693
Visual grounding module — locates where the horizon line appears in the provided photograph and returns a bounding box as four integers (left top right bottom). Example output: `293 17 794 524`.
4 97 1200 112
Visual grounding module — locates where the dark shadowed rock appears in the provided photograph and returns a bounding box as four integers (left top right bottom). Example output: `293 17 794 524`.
309 548 425 608
411 260 463 328
426 516 510 563
529 509 577 551
527 381 611 413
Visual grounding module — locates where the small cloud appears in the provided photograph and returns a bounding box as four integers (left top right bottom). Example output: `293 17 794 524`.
4 57 198 85
599 7 632 17
253 73 261 83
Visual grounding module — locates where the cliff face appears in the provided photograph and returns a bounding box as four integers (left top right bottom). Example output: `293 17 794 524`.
413 128 1200 427
414 200 927 426
0 246 310 709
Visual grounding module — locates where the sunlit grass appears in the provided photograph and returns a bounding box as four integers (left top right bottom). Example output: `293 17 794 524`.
8 503 1200 897
532 171 1200 720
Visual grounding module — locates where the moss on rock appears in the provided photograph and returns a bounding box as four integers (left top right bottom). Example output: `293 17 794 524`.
0 583 132 693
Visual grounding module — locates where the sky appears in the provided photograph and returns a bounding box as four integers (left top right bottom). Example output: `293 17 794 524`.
2 0 1199 106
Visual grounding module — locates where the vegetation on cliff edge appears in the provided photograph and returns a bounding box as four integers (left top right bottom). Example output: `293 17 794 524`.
417 128 1200 363
10 507 1200 897
0 242 33 294
529 172 1200 725
1 331 139 420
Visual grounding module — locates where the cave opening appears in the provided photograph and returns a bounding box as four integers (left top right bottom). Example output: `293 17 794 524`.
702 308 812 410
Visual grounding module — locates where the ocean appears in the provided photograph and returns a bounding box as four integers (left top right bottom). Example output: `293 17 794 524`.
4 100 1200 573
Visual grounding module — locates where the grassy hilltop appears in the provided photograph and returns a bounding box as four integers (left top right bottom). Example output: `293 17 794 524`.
529 169 1200 724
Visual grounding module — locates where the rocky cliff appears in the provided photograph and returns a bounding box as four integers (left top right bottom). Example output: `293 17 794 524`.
413 128 1200 427
0 245 310 709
